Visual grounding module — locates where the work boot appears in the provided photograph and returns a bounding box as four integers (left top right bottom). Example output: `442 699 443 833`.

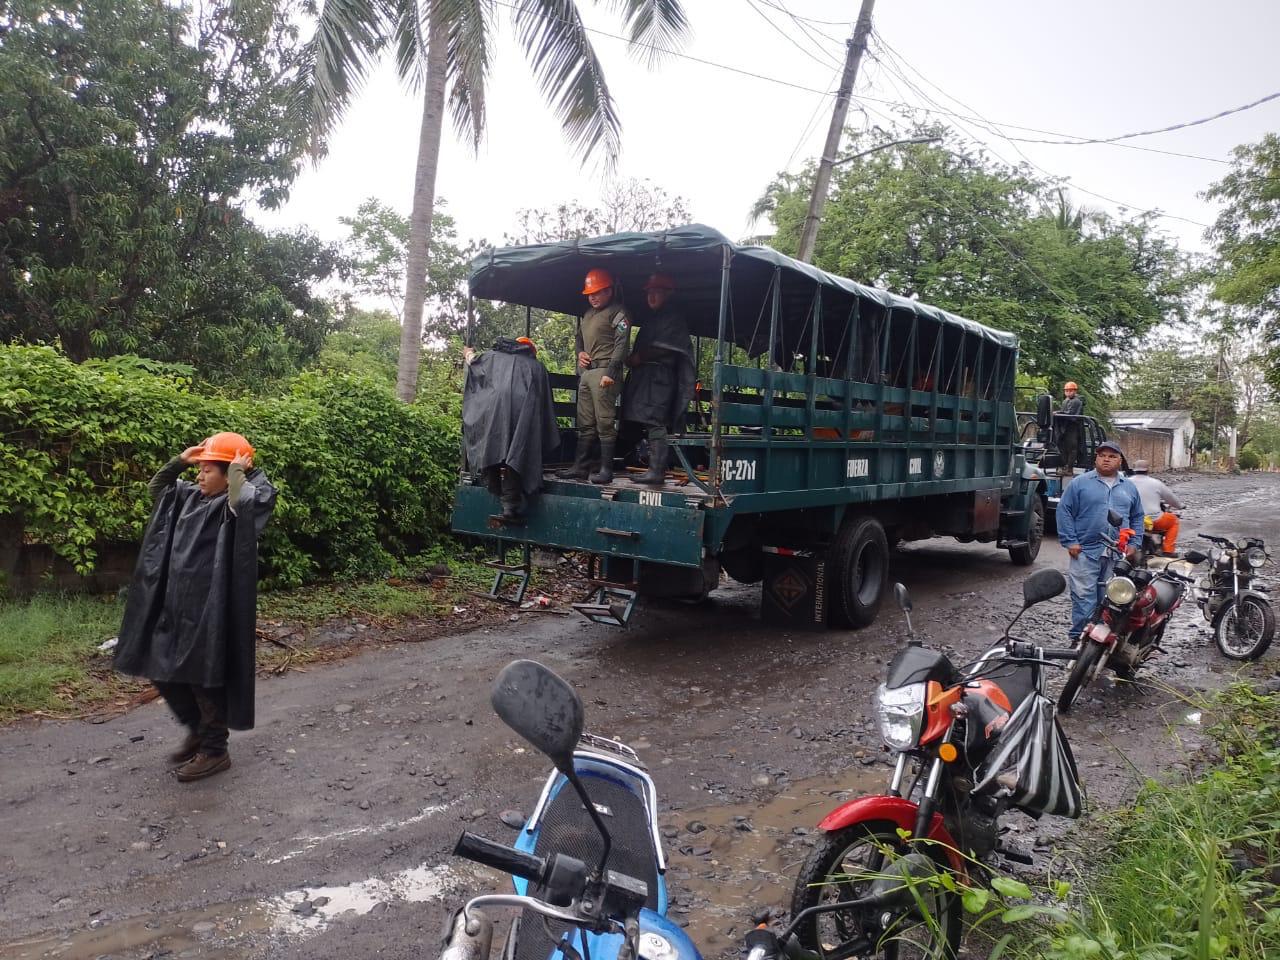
168 731 201 766
500 467 525 520
630 438 668 485
176 752 231 782
590 441 615 485
557 435 593 481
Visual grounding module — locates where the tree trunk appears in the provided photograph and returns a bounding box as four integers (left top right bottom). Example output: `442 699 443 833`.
396 10 448 403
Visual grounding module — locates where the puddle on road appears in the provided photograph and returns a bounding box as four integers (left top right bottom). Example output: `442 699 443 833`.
1 863 457 960
664 764 887 960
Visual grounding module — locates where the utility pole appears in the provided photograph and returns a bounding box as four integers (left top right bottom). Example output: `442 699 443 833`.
796 0 877 264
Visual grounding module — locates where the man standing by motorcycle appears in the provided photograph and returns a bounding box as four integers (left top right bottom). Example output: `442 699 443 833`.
1057 439 1145 641
1128 459 1185 557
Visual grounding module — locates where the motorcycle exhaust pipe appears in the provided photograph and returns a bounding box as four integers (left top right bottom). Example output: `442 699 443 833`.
440 907 494 960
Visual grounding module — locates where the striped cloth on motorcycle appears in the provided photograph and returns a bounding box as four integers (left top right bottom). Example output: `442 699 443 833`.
972 693 1083 819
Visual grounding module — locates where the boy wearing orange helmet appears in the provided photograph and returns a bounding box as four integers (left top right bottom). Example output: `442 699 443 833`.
114 432 277 782
559 267 631 484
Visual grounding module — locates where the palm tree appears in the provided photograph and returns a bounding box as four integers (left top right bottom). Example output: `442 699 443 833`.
304 0 691 401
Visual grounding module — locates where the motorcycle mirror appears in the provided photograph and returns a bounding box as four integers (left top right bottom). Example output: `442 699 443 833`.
491 660 584 775
894 583 912 612
1182 549 1207 564
1107 509 1123 527
1022 568 1066 607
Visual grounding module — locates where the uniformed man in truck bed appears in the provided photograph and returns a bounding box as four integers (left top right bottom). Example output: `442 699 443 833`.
621 272 696 486
559 267 631 485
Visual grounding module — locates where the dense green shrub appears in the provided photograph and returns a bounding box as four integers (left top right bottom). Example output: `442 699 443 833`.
0 344 459 586
1237 445 1262 471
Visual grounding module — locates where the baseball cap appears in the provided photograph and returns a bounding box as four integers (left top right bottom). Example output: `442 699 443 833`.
1097 440 1124 456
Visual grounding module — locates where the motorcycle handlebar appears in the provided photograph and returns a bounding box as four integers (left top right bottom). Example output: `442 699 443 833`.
1006 640 1077 661
454 832 547 885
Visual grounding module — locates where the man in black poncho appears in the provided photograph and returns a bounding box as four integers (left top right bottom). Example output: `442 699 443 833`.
114 432 277 782
621 273 697 485
462 336 560 519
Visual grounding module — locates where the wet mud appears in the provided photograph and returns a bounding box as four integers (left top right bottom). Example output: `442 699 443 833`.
2 472 1277 960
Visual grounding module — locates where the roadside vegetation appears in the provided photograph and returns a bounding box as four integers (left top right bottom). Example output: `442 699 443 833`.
963 684 1280 960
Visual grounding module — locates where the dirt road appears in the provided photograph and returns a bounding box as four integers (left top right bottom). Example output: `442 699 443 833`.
3 472 1278 960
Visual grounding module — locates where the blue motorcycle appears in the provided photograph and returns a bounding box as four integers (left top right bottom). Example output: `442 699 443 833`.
441 660 701 960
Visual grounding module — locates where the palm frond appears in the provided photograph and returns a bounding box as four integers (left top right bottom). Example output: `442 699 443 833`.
605 0 690 68
512 0 621 168
301 0 391 134
438 0 495 149
389 0 429 92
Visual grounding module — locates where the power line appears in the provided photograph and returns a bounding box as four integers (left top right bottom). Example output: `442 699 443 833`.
1011 90 1280 146
755 0 855 29
486 0 1235 167
742 0 843 72
867 35 1214 228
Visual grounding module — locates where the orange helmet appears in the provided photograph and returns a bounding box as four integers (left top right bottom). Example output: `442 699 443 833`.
1064 381 1078 392
198 432 254 463
516 336 537 356
582 268 613 295
643 272 676 292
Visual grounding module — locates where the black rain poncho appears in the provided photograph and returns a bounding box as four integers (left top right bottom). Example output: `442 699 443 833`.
620 308 696 431
114 466 277 730
462 338 560 495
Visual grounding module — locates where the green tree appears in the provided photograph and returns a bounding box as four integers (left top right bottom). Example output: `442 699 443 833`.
752 127 1195 407
303 0 691 402
0 0 337 381
340 197 471 334
1113 345 1235 452
1205 134 1280 387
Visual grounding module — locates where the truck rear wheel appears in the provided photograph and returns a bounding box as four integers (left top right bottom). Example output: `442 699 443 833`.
829 516 888 629
1009 496 1044 566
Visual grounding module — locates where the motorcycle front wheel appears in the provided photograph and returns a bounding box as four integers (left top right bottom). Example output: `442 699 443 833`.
1058 641 1105 713
790 820 961 960
1214 596 1275 661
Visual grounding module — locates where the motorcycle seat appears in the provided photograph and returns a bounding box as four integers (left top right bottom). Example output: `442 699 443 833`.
1152 578 1183 614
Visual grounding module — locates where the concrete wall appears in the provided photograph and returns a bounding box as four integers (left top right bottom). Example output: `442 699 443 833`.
1115 428 1172 471
1 515 138 597
1170 423 1195 468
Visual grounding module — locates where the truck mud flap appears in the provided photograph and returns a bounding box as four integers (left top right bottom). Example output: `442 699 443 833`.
452 485 706 568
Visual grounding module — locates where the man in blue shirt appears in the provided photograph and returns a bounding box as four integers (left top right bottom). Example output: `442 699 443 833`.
1057 440 1145 640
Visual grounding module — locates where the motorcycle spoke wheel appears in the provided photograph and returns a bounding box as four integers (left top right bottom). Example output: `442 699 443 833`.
1058 641 1105 713
791 821 961 960
1214 596 1275 661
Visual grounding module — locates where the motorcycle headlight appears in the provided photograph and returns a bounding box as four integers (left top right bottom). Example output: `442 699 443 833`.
877 682 927 751
1246 547 1266 569
1106 576 1137 605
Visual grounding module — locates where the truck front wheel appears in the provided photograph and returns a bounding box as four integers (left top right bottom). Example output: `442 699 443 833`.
829 516 889 629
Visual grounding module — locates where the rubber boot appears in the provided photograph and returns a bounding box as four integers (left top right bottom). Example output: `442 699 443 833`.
500 467 524 520
558 434 593 480
590 441 615 485
630 437 667 485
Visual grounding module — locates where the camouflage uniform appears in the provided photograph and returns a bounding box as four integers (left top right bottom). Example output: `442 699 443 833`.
574 303 631 443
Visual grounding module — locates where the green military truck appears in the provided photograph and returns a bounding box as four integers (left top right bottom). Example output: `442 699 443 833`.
453 225 1043 628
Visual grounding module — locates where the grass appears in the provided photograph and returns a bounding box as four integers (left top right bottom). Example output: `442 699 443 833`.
0 593 126 721
0 550 501 720
985 684 1280 960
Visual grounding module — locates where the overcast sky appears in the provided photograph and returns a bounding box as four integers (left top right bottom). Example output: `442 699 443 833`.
259 0 1280 265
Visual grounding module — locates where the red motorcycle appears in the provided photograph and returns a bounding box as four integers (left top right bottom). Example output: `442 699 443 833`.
790 570 1082 960
1058 515 1198 713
